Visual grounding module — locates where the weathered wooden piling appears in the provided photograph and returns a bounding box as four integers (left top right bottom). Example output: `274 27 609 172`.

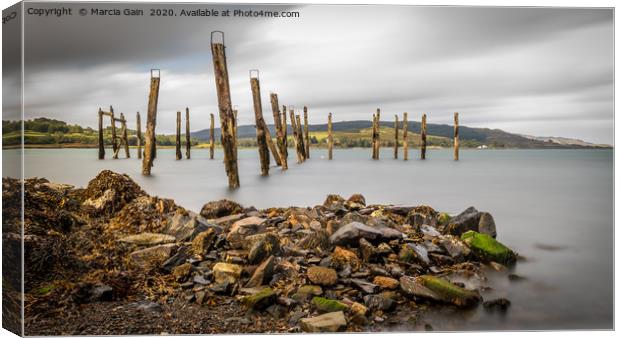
403 112 408 161
328 112 333 160
142 69 160 176
110 106 118 157
421 113 427 160
136 112 142 159
303 106 310 159
176 111 182 160
282 104 288 160
250 70 270 176
98 108 105 159
209 113 215 159
296 114 306 162
185 108 191 159
233 108 238 159
375 108 381 159
270 93 287 170
289 107 304 163
210 31 240 188
394 114 399 159
120 113 130 158
454 112 459 161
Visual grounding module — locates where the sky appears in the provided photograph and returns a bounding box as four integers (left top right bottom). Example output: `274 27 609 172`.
8 3 614 144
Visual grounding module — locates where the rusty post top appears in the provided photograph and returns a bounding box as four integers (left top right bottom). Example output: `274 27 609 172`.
211 31 225 45
249 69 259 79
151 69 160 78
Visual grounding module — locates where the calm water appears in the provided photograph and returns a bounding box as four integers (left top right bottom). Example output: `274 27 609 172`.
4 148 614 330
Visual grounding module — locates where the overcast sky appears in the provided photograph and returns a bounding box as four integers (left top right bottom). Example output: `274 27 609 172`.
11 4 614 144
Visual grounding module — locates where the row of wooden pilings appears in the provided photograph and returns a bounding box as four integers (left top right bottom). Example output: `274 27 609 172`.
97 31 460 189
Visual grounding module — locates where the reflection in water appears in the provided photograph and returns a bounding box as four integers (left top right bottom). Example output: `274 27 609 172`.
8 147 613 330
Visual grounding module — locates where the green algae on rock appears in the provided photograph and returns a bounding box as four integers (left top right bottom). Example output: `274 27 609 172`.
312 296 349 313
461 230 516 265
241 287 276 310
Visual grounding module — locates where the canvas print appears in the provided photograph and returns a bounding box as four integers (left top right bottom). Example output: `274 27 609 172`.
2 2 614 335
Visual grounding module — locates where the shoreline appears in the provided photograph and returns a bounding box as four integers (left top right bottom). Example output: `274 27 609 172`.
6 170 521 334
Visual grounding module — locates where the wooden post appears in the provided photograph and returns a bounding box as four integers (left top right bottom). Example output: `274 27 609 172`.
394 114 399 159
303 106 310 159
142 69 160 176
289 107 304 163
371 113 377 159
282 105 288 160
121 113 130 158
270 93 287 170
209 113 215 159
98 108 105 159
110 106 118 158
176 111 182 160
328 112 333 160
186 107 191 159
136 112 142 159
250 70 270 176
375 108 381 159
403 112 408 161
421 113 427 160
454 112 459 161
296 115 306 162
210 31 240 188
233 108 238 160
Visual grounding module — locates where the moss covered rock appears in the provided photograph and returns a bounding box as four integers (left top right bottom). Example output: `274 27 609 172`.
312 296 349 313
461 230 516 265
241 287 276 310
400 275 481 308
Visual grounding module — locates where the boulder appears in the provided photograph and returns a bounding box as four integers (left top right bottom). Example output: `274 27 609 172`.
438 235 470 260
345 194 366 210
445 207 497 238
118 233 176 246
191 228 216 256
245 256 275 288
293 285 323 302
461 231 516 265
213 263 243 284
331 246 361 271
165 210 220 242
399 275 481 307
300 311 347 332
307 266 338 286
245 233 280 264
241 287 276 310
312 296 349 313
200 199 243 219
323 194 345 209
226 216 267 249
129 243 177 269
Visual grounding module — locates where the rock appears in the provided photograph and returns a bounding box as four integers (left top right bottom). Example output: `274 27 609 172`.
89 284 114 302
164 209 216 241
241 287 277 310
332 246 361 271
351 278 379 294
363 293 396 312
349 301 368 322
83 189 116 212
210 213 245 226
129 243 177 269
438 235 471 260
461 231 516 265
246 256 275 288
172 263 192 282
300 311 347 333
293 285 323 302
312 296 349 313
161 246 189 272
246 233 280 264
483 298 511 311
323 194 345 209
406 206 438 227
373 225 404 241
191 228 216 256
359 238 380 262
119 233 176 246
200 199 243 219
329 222 384 246
345 194 366 210
213 263 243 284
307 266 338 286
445 207 497 238
297 229 331 250
226 216 267 249
398 243 430 265
419 225 441 238
437 212 451 226
508 273 526 281
373 276 399 290
82 170 145 214
399 275 481 307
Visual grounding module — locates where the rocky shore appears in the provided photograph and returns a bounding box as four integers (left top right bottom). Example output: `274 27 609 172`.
4 170 519 335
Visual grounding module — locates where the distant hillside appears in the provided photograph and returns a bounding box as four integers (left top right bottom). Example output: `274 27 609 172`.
191 120 611 149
